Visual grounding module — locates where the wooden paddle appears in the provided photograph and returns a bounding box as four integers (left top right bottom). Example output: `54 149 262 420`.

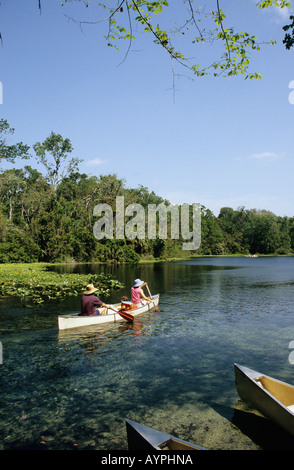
146 284 160 312
108 306 134 322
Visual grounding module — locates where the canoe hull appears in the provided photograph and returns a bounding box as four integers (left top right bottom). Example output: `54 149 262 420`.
234 363 294 437
58 294 159 330
125 419 206 451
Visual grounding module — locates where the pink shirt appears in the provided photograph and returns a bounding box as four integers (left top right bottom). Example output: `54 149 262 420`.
131 287 142 305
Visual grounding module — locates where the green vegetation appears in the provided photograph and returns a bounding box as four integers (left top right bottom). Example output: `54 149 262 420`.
0 119 30 164
61 0 291 80
1 163 294 261
0 166 177 263
201 206 294 256
1 121 294 266
0 263 123 304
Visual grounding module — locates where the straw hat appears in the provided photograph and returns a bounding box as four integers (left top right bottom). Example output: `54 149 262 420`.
133 279 144 288
83 284 98 295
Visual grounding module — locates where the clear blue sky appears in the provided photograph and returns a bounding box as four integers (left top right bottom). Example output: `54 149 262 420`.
1 0 294 217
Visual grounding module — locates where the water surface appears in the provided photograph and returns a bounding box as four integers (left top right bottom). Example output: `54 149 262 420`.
1 257 294 450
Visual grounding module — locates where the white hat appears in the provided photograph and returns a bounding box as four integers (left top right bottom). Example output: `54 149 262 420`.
133 279 144 288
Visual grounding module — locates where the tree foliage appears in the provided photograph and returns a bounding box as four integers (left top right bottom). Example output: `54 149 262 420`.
1 122 294 262
33 131 81 195
1 163 294 262
62 0 291 79
283 14 294 49
0 119 30 163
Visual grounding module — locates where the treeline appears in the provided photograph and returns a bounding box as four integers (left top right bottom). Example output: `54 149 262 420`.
0 167 179 263
201 206 294 256
1 121 294 262
2 167 294 262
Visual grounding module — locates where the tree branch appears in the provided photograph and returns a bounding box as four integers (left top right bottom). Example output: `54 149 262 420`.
131 0 190 70
216 0 231 62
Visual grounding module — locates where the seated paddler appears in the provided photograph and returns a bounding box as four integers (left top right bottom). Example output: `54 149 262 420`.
131 279 151 306
80 283 109 316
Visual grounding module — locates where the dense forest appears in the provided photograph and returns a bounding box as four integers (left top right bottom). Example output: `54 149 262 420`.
1 119 294 263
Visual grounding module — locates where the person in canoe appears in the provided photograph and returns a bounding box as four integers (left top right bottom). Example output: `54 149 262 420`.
120 295 139 311
120 296 132 309
131 279 152 306
80 284 110 316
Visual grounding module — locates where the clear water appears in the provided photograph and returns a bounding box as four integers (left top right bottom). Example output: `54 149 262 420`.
1 257 294 450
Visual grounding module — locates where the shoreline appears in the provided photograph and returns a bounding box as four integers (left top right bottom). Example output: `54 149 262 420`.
1 251 294 270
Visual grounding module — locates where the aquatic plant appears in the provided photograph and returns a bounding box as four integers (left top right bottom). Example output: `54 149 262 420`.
0 263 123 304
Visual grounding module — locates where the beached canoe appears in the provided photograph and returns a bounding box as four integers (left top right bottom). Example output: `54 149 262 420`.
125 419 207 450
58 294 159 330
234 363 294 437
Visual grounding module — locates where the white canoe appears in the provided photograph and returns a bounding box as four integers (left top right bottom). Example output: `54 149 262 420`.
58 294 159 330
234 363 294 437
126 419 207 450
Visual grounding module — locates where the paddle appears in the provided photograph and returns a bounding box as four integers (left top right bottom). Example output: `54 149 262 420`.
146 284 160 312
108 306 134 322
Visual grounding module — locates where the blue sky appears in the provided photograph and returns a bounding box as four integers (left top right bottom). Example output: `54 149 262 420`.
1 0 294 217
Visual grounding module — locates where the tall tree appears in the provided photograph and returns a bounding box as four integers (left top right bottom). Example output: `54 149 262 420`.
33 131 81 195
200 206 224 254
242 209 281 254
0 169 25 222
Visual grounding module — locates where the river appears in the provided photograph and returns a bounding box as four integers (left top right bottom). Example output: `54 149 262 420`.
1 256 294 450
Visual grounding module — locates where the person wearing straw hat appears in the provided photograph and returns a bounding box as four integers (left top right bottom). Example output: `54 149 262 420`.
80 284 110 316
131 279 151 306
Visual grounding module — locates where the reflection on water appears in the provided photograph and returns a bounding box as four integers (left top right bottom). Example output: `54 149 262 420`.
1 257 294 449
